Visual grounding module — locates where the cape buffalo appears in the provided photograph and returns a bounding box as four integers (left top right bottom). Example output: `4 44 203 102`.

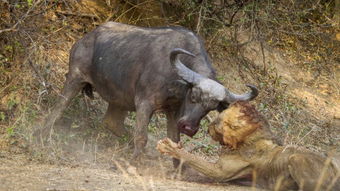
41 22 258 163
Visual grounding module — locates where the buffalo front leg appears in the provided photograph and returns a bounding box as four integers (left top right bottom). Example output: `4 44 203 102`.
132 101 153 159
40 77 84 141
166 111 181 168
103 104 129 138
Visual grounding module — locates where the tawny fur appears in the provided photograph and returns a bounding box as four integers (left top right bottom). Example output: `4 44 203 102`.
157 101 340 191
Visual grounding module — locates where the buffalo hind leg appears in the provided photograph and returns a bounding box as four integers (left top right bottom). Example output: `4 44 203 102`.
132 101 154 160
103 104 129 138
39 76 84 141
166 111 181 168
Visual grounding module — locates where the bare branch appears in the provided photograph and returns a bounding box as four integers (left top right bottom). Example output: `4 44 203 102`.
0 0 43 34
56 10 99 19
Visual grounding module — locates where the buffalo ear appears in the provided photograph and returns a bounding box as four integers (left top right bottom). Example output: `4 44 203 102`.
217 102 229 112
168 80 190 98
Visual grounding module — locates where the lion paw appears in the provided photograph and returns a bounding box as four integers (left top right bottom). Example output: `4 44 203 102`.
157 138 182 157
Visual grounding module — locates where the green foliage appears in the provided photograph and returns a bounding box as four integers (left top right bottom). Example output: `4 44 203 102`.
216 75 225 81
4 45 13 52
6 127 15 137
118 134 130 144
0 112 5 121
7 98 17 110
27 0 33 7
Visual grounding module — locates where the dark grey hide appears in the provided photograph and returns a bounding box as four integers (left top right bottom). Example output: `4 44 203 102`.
42 22 258 162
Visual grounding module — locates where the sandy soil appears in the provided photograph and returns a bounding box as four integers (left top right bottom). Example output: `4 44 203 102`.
0 153 264 191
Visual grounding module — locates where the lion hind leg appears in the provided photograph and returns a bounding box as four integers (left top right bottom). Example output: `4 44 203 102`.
288 153 340 191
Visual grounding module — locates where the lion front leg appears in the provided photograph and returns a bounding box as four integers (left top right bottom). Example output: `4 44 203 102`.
157 138 250 181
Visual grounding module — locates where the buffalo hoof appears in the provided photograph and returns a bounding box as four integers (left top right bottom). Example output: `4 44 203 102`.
32 125 53 146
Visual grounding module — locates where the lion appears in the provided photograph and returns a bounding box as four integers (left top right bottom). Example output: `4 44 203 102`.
157 101 340 191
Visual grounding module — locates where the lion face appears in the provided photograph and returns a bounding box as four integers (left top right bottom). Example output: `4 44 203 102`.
208 101 262 149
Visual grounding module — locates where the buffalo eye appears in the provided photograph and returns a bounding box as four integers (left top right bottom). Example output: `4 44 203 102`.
190 87 201 103
201 99 219 110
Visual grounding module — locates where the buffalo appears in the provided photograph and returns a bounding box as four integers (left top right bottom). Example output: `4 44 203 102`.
41 22 258 164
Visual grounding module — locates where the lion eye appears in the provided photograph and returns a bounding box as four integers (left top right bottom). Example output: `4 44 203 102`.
230 125 238 130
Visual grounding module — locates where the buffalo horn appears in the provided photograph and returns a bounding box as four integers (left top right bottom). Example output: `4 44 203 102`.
223 84 259 103
170 48 203 85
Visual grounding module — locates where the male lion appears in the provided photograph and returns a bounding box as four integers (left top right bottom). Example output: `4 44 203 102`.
157 101 339 191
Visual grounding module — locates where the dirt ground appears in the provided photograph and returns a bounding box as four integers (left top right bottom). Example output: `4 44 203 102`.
0 134 265 191
0 157 264 191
